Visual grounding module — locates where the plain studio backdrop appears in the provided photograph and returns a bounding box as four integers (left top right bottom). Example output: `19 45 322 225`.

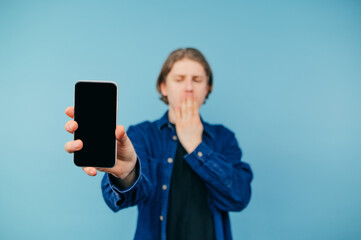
0 1 360 239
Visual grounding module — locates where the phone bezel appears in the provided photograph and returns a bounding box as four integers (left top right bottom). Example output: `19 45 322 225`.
73 80 118 168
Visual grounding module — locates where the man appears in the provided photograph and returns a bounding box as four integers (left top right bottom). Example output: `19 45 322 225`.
65 48 253 240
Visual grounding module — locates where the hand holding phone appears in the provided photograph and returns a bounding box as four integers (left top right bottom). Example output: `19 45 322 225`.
64 81 138 187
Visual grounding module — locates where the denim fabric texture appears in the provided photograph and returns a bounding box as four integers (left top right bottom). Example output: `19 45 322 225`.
101 111 253 240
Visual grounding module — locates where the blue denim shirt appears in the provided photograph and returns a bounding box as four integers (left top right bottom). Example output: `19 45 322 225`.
101 111 253 240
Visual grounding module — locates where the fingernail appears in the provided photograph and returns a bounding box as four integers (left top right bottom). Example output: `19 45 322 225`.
72 141 80 148
68 124 72 131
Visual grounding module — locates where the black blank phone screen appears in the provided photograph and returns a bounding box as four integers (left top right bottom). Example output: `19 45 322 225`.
74 81 117 168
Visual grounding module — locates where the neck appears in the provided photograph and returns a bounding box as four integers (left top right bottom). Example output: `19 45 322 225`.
168 107 176 124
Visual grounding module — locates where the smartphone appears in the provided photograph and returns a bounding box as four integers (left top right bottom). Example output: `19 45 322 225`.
74 80 117 168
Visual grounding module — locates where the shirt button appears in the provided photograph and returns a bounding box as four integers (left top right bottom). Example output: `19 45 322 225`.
162 185 167 190
197 151 203 157
159 215 164 221
167 158 173 164
172 135 177 141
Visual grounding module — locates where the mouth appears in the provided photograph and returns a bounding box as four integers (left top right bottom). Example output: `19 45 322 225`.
183 92 195 99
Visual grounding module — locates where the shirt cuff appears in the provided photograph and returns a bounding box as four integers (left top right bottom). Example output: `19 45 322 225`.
184 142 226 180
185 142 213 163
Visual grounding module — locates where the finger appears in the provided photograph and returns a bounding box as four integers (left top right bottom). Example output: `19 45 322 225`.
193 97 199 116
186 97 193 118
65 120 78 133
115 125 128 144
65 106 74 118
64 139 83 153
96 167 112 174
82 167 97 176
181 99 187 120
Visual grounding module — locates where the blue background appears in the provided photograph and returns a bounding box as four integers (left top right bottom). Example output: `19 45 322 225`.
1 0 360 239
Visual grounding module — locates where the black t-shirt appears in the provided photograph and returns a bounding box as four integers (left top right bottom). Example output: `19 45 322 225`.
166 138 215 240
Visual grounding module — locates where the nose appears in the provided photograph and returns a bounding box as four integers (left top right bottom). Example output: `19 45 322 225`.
185 78 193 92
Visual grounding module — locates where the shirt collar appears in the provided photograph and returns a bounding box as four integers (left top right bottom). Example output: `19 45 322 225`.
156 110 214 139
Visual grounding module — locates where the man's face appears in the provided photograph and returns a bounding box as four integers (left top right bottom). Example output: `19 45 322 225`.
160 58 210 111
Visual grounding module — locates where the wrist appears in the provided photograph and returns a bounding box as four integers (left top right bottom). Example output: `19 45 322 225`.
110 159 139 189
184 140 202 153
113 160 136 180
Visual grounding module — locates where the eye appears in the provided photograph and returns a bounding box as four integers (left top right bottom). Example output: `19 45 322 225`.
193 77 203 83
174 76 184 82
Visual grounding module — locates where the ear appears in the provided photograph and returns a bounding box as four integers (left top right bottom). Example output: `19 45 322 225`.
206 84 212 96
160 82 167 97
201 84 211 102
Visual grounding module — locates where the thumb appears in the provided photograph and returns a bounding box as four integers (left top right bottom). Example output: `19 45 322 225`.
115 125 128 144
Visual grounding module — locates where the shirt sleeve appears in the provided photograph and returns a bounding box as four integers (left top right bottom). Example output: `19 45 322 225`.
184 127 253 212
100 125 152 212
